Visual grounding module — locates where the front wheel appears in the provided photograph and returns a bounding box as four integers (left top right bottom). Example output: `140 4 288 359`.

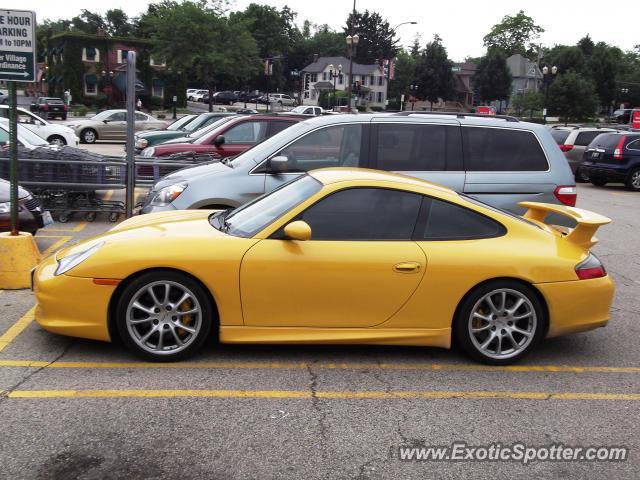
453 281 546 365
116 271 215 361
47 135 67 146
81 128 97 144
625 168 640 191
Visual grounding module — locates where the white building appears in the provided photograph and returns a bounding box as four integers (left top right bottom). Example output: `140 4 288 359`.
300 56 388 109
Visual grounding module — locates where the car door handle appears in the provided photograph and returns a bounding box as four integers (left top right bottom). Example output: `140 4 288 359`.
393 262 421 273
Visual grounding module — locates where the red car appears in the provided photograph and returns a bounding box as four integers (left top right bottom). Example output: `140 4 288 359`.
141 114 303 158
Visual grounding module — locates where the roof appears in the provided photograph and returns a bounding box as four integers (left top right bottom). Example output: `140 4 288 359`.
312 81 334 89
301 56 382 76
506 54 541 79
49 32 152 46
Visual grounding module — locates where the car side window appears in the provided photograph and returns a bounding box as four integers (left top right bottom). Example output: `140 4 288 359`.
574 131 601 146
135 113 147 122
420 197 505 240
626 138 640 151
374 124 463 171
0 128 9 143
272 124 363 172
107 112 126 122
269 121 296 136
223 121 267 144
462 127 548 171
298 188 422 241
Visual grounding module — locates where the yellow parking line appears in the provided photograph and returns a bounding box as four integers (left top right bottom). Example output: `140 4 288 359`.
45 221 88 233
0 307 36 353
41 236 73 257
0 359 639 374
4 389 640 401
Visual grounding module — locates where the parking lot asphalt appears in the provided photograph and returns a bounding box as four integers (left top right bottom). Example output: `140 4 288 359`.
0 180 638 479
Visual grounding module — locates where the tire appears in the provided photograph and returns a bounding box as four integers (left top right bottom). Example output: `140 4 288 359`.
81 128 97 144
575 167 589 183
84 212 97 222
61 114 67 120
115 271 215 361
108 212 119 222
58 212 70 223
453 280 546 365
625 168 640 191
47 135 67 146
590 178 607 187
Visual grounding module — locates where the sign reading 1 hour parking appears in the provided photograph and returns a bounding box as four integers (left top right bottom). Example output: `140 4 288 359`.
0 9 36 82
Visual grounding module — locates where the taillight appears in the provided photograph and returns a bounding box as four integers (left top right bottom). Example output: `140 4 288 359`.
41 104 48 111
63 104 69 111
575 253 606 280
554 185 577 207
559 144 573 153
613 135 626 160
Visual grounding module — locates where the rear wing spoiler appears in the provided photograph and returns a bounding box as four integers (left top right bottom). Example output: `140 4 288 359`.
518 202 611 249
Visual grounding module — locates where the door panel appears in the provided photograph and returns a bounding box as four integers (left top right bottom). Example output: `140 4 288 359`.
240 240 426 327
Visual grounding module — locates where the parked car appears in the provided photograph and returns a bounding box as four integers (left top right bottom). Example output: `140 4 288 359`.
140 114 302 159
134 113 236 153
550 126 617 182
580 132 640 191
0 178 49 234
0 117 61 149
260 93 296 106
212 91 238 105
0 91 8 104
30 97 68 120
65 110 167 144
33 168 614 363
612 108 633 125
188 90 208 102
290 106 325 116
132 114 197 153
238 91 263 103
0 105 79 146
186 89 198 97
140 112 577 220
476 106 496 116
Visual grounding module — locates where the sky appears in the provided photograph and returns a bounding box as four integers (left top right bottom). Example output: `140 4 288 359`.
20 0 638 62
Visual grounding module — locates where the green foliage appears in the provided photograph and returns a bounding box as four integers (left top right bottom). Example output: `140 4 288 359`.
548 72 598 121
543 46 586 75
344 10 398 64
388 50 415 103
71 10 107 34
93 93 109 109
414 36 455 106
473 48 512 102
511 89 542 116
70 104 88 117
577 35 595 57
483 10 544 57
588 42 624 109
105 9 133 37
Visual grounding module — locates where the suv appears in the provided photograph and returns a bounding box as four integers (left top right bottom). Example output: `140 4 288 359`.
550 126 617 181
140 112 577 219
580 132 640 191
140 114 302 159
261 93 295 106
30 97 68 120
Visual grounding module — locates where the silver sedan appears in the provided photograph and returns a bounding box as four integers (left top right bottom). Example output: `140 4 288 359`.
65 109 167 143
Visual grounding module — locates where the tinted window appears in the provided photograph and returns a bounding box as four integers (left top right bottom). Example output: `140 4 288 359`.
627 138 640 151
592 134 625 149
463 127 548 171
269 121 296 136
223 121 267 144
574 131 601 146
422 198 505 240
107 112 126 122
273 124 363 172
300 188 422 240
375 124 462 171
550 130 570 144
135 113 147 121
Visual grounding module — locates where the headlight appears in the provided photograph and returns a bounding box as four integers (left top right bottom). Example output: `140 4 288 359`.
135 138 148 149
150 182 187 206
66 124 78 130
0 202 9 213
55 241 104 276
141 147 155 157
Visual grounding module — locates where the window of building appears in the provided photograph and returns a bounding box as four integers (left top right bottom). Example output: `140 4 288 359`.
370 75 375 85
377 91 383 103
82 47 99 62
152 78 164 98
150 57 166 67
378 76 384 86
118 49 132 64
310 73 317 82
322 72 327 81
84 74 98 96
362 76 367 86
338 74 343 85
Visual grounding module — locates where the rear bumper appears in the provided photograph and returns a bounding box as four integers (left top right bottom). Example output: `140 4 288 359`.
580 162 629 182
536 276 615 338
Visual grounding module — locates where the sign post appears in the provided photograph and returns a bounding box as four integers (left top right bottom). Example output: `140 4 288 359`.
0 9 36 235
125 51 136 218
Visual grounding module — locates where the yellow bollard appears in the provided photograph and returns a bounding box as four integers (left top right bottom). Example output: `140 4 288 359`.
0 232 41 289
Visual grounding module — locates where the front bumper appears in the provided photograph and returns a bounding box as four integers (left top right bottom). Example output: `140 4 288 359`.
536 275 615 338
33 254 116 342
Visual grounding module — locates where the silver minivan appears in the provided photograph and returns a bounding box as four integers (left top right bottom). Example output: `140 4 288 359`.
140 113 577 220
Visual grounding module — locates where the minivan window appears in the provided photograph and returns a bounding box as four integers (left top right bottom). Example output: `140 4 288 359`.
421 197 505 240
267 124 363 172
462 127 548 171
574 131 601 146
375 124 463 171
550 130 570 144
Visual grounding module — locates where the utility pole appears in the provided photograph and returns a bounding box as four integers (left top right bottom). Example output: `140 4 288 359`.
346 0 356 112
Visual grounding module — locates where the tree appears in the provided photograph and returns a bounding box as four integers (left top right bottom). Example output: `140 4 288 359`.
588 42 623 111
577 35 595 57
71 9 107 34
37 19 71 61
473 48 512 104
387 49 415 108
511 89 542 117
344 10 398 64
543 45 586 75
414 35 455 110
483 10 544 57
105 9 133 37
548 72 598 122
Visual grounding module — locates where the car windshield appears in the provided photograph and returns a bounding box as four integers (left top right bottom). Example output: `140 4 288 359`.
215 174 322 238
167 115 195 131
91 110 122 122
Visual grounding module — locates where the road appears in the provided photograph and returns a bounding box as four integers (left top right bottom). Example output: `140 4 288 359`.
0 181 638 479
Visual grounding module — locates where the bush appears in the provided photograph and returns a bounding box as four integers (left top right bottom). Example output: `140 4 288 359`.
157 113 166 119
70 104 88 117
93 93 109 110
150 96 165 109
370 106 384 112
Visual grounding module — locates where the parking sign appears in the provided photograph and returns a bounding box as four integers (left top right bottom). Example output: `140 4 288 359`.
0 9 36 82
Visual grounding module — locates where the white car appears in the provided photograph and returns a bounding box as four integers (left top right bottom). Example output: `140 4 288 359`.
0 105 79 146
290 105 325 116
189 90 208 102
0 117 61 149
265 93 296 106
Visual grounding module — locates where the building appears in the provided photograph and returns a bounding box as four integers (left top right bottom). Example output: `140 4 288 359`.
43 32 167 107
452 62 477 111
300 56 388 109
506 53 542 95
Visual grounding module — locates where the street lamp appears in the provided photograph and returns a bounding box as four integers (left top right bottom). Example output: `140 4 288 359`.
542 65 558 124
409 83 419 111
385 21 417 109
346 34 359 112
327 63 342 110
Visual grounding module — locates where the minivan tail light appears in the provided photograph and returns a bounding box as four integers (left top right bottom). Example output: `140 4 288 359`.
559 144 573 152
613 136 626 160
554 185 577 207
575 253 606 280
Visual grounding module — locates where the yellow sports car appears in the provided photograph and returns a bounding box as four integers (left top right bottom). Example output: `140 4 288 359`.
33 169 615 364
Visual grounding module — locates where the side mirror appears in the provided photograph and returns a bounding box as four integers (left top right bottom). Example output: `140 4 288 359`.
284 220 311 241
103 119 109 124
269 155 289 173
213 135 225 146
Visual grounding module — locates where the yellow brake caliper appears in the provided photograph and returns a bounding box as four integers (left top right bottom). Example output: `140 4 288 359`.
177 299 193 337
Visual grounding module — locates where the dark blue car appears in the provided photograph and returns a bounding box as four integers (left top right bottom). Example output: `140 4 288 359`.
581 132 640 191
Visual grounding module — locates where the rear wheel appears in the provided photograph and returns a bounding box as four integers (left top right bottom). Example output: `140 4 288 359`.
116 271 214 361
575 167 589 183
453 280 546 365
625 168 640 191
590 178 607 187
